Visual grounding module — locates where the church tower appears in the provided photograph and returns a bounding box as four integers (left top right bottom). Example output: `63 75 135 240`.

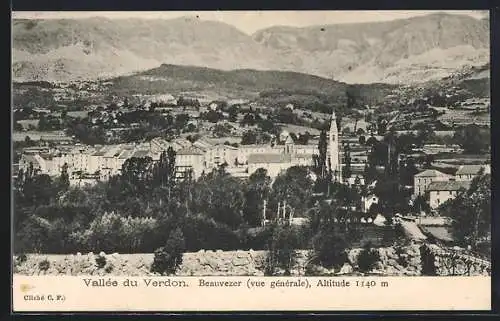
329 110 342 182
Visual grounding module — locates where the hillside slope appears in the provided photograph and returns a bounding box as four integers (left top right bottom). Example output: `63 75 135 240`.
12 17 283 82
12 13 490 84
107 63 396 105
253 13 490 84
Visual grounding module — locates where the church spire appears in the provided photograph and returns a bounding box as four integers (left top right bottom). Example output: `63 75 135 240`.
329 109 341 183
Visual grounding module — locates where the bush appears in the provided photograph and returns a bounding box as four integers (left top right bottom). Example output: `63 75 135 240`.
151 228 186 275
420 244 437 276
312 228 348 269
357 244 380 273
104 263 114 273
38 259 50 271
95 255 107 269
16 253 27 265
264 224 299 276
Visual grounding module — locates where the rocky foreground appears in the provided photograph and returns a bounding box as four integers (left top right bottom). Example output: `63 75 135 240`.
13 243 490 277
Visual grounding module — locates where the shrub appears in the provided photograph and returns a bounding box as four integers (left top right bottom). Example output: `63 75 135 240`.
38 259 50 271
95 255 107 269
151 228 186 275
420 244 437 276
104 263 114 273
312 228 348 269
357 244 380 273
16 253 27 265
264 225 300 276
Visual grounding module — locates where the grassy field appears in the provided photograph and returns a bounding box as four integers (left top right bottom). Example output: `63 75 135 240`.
279 124 320 136
12 130 67 142
67 111 89 118
438 109 490 126
17 119 39 130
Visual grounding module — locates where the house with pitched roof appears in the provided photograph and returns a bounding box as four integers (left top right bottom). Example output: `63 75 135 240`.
455 164 491 181
413 169 452 197
247 153 293 178
175 146 205 179
428 180 471 209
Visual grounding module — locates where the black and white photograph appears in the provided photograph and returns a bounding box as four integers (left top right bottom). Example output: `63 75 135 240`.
12 10 491 279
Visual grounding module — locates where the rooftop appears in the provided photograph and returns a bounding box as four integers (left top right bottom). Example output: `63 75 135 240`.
20 154 40 167
118 149 135 159
248 153 292 164
427 180 471 192
240 144 271 149
456 164 490 176
415 169 450 178
131 150 150 158
177 146 204 156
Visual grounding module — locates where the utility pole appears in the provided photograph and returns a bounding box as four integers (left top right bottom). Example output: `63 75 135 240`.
262 199 267 226
277 201 281 224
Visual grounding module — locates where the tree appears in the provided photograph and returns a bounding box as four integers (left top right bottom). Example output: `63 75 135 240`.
24 136 33 145
153 150 176 189
58 163 70 191
241 113 256 127
363 163 378 184
151 227 186 275
192 170 246 229
297 132 311 145
415 124 436 146
38 114 50 131
271 166 314 220
357 243 380 273
383 130 398 176
374 178 406 222
366 135 378 147
311 218 348 269
241 130 257 145
258 119 277 134
352 111 362 134
420 244 437 276
368 141 388 167
22 173 55 206
342 143 352 180
399 158 419 187
453 124 489 154
212 123 232 137
440 174 490 249
244 169 271 226
412 195 430 214
264 224 299 276
14 121 23 131
120 157 154 194
342 127 352 136
317 130 328 179
376 117 387 135
228 105 239 122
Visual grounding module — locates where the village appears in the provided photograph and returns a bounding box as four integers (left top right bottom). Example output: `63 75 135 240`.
13 85 491 249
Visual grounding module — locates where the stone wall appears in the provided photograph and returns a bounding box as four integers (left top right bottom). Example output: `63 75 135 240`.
177 250 268 276
426 244 491 276
12 244 490 277
13 252 157 276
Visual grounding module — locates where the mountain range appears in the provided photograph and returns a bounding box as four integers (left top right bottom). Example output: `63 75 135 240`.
12 13 490 84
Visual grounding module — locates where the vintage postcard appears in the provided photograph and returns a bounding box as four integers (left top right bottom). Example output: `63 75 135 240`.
11 10 491 312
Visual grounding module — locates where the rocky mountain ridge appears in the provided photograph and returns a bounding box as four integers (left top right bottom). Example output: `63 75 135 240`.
12 13 490 84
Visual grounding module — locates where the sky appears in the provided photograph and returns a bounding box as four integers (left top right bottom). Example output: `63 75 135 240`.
12 10 488 35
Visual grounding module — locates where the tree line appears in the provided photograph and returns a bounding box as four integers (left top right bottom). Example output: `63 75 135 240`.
14 142 398 276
